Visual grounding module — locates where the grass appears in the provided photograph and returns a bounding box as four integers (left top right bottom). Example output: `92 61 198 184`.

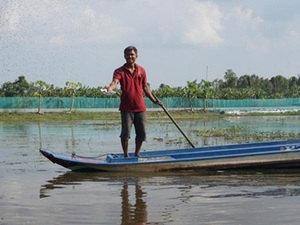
0 109 299 122
0 109 222 122
0 111 119 122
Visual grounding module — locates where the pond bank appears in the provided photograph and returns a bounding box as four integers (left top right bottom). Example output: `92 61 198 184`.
0 110 220 122
0 109 300 122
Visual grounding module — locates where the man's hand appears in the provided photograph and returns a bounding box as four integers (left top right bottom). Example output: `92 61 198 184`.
152 95 163 106
101 88 116 95
154 99 163 106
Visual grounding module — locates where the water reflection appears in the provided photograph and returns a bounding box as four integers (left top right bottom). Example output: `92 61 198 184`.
39 172 180 224
40 172 159 224
121 182 148 225
2 117 300 225
39 169 300 224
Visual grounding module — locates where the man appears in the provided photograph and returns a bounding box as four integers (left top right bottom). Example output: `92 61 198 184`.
105 46 162 158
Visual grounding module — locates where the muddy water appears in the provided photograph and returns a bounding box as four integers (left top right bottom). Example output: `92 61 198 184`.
1 116 300 225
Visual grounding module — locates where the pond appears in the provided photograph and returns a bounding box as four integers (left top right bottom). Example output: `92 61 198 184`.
1 115 300 225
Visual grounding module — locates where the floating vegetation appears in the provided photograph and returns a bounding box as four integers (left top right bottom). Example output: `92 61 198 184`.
195 126 246 138
152 124 300 147
153 137 164 142
152 137 195 148
194 126 300 142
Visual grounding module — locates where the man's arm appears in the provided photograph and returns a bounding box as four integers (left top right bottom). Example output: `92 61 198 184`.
107 79 119 92
143 84 162 105
101 78 118 95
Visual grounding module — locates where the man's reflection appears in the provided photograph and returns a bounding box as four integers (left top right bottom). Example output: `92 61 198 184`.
40 173 149 224
121 182 148 225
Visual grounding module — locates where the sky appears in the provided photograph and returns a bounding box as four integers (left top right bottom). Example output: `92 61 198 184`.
1 0 300 89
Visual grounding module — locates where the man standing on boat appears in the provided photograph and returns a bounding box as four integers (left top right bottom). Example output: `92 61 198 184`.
103 46 162 158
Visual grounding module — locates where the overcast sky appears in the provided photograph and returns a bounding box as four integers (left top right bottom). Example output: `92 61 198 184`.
1 0 300 88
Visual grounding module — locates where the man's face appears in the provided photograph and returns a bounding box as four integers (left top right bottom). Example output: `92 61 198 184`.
124 50 137 64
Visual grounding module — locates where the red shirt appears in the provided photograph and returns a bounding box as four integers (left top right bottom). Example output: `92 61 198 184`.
113 64 147 112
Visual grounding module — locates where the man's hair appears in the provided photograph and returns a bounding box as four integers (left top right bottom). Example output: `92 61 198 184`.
124 46 138 54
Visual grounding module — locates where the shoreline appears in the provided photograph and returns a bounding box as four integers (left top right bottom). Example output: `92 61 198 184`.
0 108 300 122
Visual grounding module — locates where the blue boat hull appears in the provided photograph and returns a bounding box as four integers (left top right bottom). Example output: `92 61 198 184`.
40 139 300 172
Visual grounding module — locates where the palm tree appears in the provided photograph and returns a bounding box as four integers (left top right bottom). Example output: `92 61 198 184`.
65 81 82 113
33 80 50 114
185 80 201 111
199 80 215 111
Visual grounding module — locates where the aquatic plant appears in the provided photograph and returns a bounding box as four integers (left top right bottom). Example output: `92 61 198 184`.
194 126 300 142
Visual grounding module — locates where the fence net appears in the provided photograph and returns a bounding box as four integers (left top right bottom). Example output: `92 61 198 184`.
0 97 300 111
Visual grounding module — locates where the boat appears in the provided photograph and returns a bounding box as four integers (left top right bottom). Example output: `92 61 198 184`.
40 139 300 172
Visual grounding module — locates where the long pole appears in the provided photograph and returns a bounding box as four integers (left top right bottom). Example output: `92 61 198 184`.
153 94 195 148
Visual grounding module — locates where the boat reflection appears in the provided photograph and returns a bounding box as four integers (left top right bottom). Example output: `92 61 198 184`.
40 172 164 224
39 171 210 199
40 169 300 199
40 169 300 224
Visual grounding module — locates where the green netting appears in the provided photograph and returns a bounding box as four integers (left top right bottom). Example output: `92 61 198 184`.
0 97 299 110
0 97 120 109
206 98 300 108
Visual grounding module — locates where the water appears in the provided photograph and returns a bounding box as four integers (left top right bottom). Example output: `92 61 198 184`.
1 116 300 225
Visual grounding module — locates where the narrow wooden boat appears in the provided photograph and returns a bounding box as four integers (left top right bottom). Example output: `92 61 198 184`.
40 139 300 172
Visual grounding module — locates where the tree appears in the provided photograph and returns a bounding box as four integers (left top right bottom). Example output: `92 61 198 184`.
270 75 289 97
0 81 15 97
14 75 30 96
155 84 177 108
199 80 214 111
288 76 300 97
223 69 238 88
237 75 251 88
249 74 262 88
33 80 51 114
64 81 82 113
262 79 273 96
184 80 201 111
0 75 30 97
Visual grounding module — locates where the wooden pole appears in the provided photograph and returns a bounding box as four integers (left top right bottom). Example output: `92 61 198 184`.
153 94 195 148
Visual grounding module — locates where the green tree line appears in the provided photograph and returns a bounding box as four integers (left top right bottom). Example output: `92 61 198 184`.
1 69 300 100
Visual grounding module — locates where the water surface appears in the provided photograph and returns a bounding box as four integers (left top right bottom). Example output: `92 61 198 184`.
1 116 300 224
